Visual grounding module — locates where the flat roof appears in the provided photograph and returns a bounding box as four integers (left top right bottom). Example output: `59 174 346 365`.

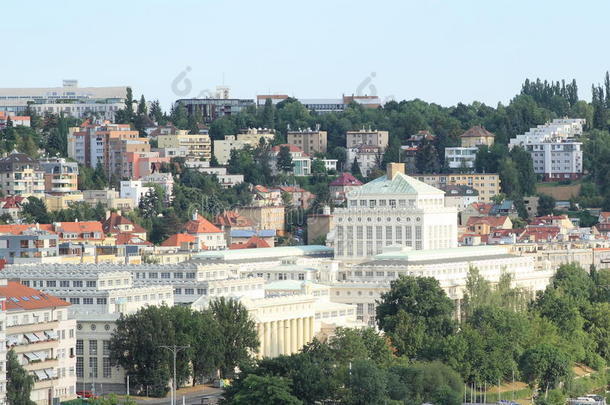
193 245 333 261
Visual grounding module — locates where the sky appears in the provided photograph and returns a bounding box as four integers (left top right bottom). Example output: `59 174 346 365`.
2 0 609 110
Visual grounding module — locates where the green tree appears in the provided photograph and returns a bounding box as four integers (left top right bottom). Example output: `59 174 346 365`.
276 146 294 173
376 276 455 358
537 194 556 216
209 297 259 378
387 361 463 405
6 349 36 405
170 102 189 130
350 157 362 178
342 359 387 405
519 344 570 397
225 374 303 405
21 197 51 223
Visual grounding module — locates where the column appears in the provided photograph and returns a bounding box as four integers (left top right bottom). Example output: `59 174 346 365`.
309 317 315 342
290 318 298 354
264 322 271 358
303 317 310 344
257 323 264 358
271 321 278 357
297 318 304 351
283 320 290 355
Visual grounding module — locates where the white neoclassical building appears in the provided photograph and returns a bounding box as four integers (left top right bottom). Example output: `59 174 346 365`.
332 163 458 260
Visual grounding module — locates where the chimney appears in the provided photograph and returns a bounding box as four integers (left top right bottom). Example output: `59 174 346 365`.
386 163 405 180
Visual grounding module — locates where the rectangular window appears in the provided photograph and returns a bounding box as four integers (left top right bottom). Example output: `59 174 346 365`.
76 340 83 356
149 272 158 279
356 226 363 239
89 357 98 378
86 281 97 288
103 358 111 378
368 303 375 314
161 272 170 279
83 298 93 305
103 340 110 356
76 357 84 378
46 280 56 287
70 298 80 305
366 226 373 239
89 340 97 355
386 226 392 240
97 298 107 305
60 281 70 287
376 226 382 239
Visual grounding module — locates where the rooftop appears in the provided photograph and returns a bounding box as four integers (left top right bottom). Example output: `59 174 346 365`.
0 281 70 311
348 172 444 197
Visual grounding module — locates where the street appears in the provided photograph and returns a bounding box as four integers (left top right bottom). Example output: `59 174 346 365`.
135 385 223 405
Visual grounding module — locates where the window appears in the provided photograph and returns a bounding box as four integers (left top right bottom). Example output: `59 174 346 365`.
83 298 94 305
368 303 375 314
89 357 98 378
103 340 110 356
89 340 97 355
103 358 111 378
76 357 84 378
161 272 170 279
174 288 182 295
149 272 158 279
186 272 196 279
97 298 107 305
73 281 83 288
60 281 70 287
184 288 194 295
76 340 83 356
46 280 56 287
70 298 80 305
86 281 97 288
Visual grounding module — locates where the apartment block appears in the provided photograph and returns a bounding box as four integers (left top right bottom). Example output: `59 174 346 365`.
0 152 45 197
156 129 211 161
345 129 389 150
39 158 79 195
411 173 501 203
287 129 327 155
213 128 275 164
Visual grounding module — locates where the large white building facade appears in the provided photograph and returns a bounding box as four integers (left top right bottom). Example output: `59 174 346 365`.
509 118 585 181
332 163 458 260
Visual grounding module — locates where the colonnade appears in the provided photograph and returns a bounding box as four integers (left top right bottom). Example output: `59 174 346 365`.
257 316 315 358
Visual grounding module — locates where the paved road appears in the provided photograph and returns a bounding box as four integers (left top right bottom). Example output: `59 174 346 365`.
135 386 223 405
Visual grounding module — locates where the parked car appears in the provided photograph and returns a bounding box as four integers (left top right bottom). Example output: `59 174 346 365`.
76 391 95 399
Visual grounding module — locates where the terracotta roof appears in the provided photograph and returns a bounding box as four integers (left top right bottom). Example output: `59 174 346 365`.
460 126 495 138
600 212 610 222
0 224 40 235
271 144 304 153
254 185 271 193
215 211 253 228
55 221 103 237
229 236 271 250
183 214 222 234
329 172 363 187
520 226 560 242
278 186 307 193
0 282 70 311
102 212 146 234
0 196 25 209
468 202 493 215
466 216 510 228
115 233 151 246
160 233 196 247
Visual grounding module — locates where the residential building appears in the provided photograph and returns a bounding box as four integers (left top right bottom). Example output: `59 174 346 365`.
271 144 311 176
256 94 381 113
411 173 501 203
345 129 389 150
0 226 59 264
156 129 211 161
277 186 314 210
0 196 25 220
440 185 479 211
460 126 495 147
287 129 327 155
183 161 244 188
0 281 76 404
0 152 45 197
123 151 169 179
237 206 286 237
181 212 226 250
252 185 282 207
229 230 276 248
307 206 334 244
465 216 513 234
0 111 30 128
39 158 79 195
102 212 147 240
213 128 275 164
0 80 127 120
139 172 174 202
82 189 133 211
228 236 271 250
119 181 152 207
332 163 458 260
444 147 477 169
329 173 362 205
177 89 255 123
347 144 382 177
509 118 585 181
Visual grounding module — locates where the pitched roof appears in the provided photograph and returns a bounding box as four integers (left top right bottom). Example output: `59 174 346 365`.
0 282 70 311
329 172 363 187
55 221 104 237
351 172 443 196
215 211 253 228
115 233 151 246
160 233 196 247
0 195 25 209
460 126 495 138
600 212 610 222
466 216 510 228
183 214 222 234
102 212 147 234
278 186 307 193
0 224 41 235
229 236 271 250
468 202 493 215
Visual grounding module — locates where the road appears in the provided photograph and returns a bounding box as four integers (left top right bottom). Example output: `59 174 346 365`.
135 386 223 405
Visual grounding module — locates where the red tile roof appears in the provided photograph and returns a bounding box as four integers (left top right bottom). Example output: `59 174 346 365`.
229 236 270 250
183 214 222 234
55 221 104 238
215 211 252 228
102 212 147 235
278 186 306 193
460 126 495 138
466 216 510 228
115 233 151 246
468 202 494 215
0 196 25 209
160 233 196 247
272 144 304 153
600 212 610 222
329 172 363 187
0 282 70 311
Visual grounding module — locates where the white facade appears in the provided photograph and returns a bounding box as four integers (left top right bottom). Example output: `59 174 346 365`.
119 180 152 207
346 145 381 176
332 166 458 260
509 118 585 180
444 147 477 169
184 161 244 188
345 129 389 150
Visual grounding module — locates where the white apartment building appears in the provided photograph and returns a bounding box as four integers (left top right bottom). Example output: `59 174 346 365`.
345 129 389 150
139 173 174 202
119 180 152 207
184 161 244 188
332 163 458 260
444 147 477 169
0 280 76 405
346 144 382 176
509 118 585 181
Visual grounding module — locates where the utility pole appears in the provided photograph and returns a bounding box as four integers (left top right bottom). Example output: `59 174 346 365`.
159 345 189 405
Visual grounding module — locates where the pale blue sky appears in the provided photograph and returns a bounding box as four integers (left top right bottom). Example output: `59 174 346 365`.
2 1 609 110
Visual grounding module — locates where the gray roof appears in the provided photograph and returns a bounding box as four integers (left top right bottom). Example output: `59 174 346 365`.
349 172 444 197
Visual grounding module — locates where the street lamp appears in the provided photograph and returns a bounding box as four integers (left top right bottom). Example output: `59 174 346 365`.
159 345 189 405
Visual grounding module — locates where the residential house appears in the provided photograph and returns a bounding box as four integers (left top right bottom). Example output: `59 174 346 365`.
0 196 25 220
441 185 479 212
459 126 495 147
0 152 44 197
213 128 275 164
182 212 226 250
102 212 147 240
346 144 382 177
329 173 362 205
411 173 501 203
39 158 79 195
271 144 311 176
345 129 389 150
237 206 285 237
82 189 133 212
229 230 276 248
287 128 327 155
465 216 512 235
278 186 314 210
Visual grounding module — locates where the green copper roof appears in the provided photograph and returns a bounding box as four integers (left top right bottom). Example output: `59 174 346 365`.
349 173 444 197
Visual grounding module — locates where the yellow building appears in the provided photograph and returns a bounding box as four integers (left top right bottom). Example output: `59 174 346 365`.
412 173 501 203
237 205 285 236
213 128 275 164
287 129 327 155
157 130 211 161
43 193 84 212
460 126 495 147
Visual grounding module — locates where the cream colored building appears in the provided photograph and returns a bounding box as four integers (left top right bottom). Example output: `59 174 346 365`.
213 128 275 164
82 189 134 211
287 129 327 155
346 129 389 150
237 206 285 237
412 173 501 203
157 130 212 161
43 193 84 212
1 280 77 405
0 152 45 198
